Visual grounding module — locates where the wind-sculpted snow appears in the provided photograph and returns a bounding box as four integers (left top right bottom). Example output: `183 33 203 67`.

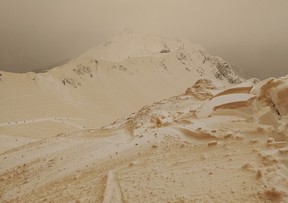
196 93 257 118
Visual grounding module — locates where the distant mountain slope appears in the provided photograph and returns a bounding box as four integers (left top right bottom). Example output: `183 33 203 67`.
30 58 71 73
0 31 244 136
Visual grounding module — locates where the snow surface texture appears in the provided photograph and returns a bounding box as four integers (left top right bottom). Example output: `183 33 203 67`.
1 76 288 202
1 31 287 202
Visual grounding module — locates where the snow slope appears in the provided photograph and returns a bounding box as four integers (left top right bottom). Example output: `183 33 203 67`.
0 75 287 202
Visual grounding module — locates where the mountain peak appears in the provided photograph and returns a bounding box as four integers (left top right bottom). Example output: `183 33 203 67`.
78 31 205 62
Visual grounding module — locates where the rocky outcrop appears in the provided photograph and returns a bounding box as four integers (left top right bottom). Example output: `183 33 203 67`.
185 79 220 100
203 56 243 84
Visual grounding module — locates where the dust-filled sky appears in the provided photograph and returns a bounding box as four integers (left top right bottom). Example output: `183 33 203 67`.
0 0 287 79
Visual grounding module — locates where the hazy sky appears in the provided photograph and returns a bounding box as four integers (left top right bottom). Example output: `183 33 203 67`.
0 0 287 79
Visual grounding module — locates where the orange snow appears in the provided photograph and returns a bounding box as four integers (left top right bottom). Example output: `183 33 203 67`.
0 32 287 202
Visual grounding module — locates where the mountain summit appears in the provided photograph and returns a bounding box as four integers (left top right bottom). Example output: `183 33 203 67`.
78 30 205 61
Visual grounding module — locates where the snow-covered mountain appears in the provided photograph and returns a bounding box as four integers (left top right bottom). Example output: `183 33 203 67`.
0 30 246 146
1 30 288 202
0 31 243 133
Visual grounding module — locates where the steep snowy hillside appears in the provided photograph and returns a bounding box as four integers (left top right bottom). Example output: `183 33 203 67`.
0 31 243 140
1 76 287 202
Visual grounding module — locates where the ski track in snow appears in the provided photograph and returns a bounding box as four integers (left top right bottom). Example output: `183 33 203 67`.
0 117 84 129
